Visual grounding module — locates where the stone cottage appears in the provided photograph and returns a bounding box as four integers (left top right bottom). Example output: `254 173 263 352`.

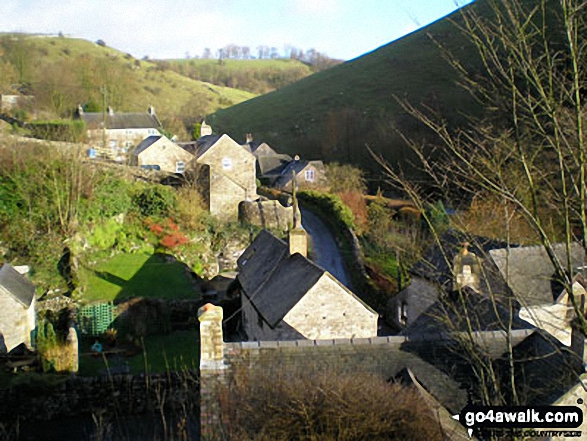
274 158 327 191
194 134 257 221
130 135 194 174
390 229 587 345
77 105 161 160
0 264 36 353
237 230 378 341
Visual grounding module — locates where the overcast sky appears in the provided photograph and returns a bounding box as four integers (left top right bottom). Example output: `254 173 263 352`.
1 0 473 61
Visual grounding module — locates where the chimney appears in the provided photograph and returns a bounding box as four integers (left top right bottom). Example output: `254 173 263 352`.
245 133 253 144
289 228 308 258
107 106 114 116
198 303 225 370
453 242 481 291
200 120 212 137
148 106 155 116
77 104 84 116
289 169 307 257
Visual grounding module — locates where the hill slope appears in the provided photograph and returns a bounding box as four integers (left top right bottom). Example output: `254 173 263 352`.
0 35 256 136
207 1 488 178
159 58 315 94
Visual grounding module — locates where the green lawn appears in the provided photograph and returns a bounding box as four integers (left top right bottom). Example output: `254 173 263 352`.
78 330 200 376
79 252 199 303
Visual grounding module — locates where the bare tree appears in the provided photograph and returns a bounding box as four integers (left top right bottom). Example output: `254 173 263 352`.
374 0 587 413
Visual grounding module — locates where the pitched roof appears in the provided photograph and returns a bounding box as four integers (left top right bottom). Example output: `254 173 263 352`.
405 286 534 339
80 112 160 130
411 229 513 291
195 134 222 158
274 160 324 187
243 141 278 157
131 135 162 156
237 230 325 327
0 264 35 307
490 243 586 306
256 154 292 177
498 330 582 405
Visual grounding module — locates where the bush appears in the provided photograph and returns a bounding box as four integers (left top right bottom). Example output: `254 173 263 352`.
27 120 86 142
219 364 444 440
298 190 355 230
132 185 177 217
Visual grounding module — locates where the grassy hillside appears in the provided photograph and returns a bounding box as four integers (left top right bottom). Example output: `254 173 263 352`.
0 35 256 138
207 1 489 181
159 58 314 94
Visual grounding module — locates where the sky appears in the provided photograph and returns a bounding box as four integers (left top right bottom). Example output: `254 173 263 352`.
0 0 473 61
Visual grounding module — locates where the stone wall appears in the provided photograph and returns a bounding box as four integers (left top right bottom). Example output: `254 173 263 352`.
0 370 199 423
238 200 294 232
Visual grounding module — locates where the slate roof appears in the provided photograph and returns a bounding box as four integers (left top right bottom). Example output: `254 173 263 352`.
242 141 278 157
0 264 35 307
256 154 292 177
131 135 162 156
237 230 324 327
274 159 325 187
80 112 160 130
195 134 222 158
405 287 534 340
490 243 586 306
497 330 583 405
411 229 514 292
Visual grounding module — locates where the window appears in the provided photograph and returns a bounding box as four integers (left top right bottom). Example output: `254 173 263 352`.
176 161 186 173
222 157 232 170
305 169 315 182
399 301 408 326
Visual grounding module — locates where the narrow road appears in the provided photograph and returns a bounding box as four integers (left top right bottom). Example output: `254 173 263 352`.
300 206 352 289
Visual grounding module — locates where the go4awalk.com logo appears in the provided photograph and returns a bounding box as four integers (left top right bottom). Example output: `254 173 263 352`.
452 405 583 438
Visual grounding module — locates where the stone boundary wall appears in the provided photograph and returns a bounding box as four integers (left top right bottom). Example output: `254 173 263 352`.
0 370 200 423
224 328 534 351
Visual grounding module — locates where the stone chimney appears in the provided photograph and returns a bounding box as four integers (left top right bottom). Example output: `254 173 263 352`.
245 133 253 144
289 169 307 257
453 242 481 291
198 303 225 370
107 106 114 116
200 120 212 137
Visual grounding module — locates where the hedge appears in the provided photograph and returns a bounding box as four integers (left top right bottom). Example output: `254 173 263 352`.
27 120 86 142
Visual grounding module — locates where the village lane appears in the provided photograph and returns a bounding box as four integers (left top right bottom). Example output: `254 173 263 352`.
300 206 352 289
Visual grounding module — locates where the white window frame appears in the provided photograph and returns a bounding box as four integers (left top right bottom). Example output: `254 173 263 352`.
176 161 186 173
222 157 232 170
305 169 315 182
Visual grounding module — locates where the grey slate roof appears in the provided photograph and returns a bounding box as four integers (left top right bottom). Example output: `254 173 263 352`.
238 230 324 327
195 135 222 158
80 112 160 130
274 159 325 187
490 243 586 306
411 229 514 292
405 286 534 340
498 330 582 405
131 135 162 156
256 154 292 177
0 264 35 307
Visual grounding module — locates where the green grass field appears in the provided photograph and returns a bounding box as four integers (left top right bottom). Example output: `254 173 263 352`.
79 252 199 303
